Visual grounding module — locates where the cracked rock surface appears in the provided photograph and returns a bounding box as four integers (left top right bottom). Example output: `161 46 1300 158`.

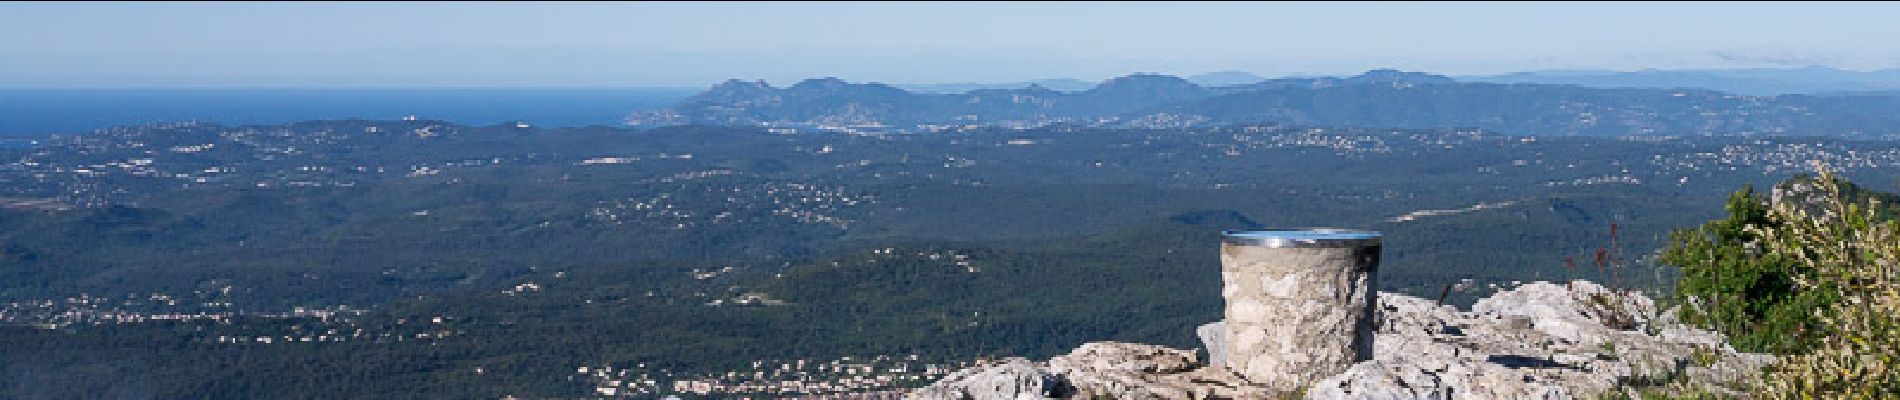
908 342 1278 400
909 281 1771 400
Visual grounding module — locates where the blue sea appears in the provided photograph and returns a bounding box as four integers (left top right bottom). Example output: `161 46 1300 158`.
0 88 699 138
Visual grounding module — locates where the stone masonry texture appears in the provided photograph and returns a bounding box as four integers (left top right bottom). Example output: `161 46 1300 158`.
1218 243 1378 391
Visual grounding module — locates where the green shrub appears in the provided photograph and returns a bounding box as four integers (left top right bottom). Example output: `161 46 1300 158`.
1662 185 1833 354
1750 166 1900 398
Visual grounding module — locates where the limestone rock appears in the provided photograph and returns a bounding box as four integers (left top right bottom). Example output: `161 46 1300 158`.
1195 321 1226 369
906 358 1070 400
1049 342 1200 375
907 343 1277 400
1469 281 1655 345
1309 280 1770 399
913 281 1773 400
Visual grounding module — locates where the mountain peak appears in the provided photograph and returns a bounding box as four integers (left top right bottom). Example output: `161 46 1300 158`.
711 79 773 90
1090 74 1203 93
1347 69 1456 85
790 77 852 90
685 79 778 104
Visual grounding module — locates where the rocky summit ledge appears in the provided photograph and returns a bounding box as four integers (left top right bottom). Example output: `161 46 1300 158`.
907 281 1772 400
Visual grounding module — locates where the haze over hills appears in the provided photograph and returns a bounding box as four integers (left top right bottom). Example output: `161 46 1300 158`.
893 79 1099 94
1187 70 1270 87
630 69 1900 138
9 67 1900 139
870 70 1424 95
873 66 1900 100
883 71 1269 94
1463 66 1900 96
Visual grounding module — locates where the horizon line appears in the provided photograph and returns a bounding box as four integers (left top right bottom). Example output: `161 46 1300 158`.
7 64 1900 90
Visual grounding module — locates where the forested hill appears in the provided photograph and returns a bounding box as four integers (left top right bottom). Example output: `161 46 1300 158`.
7 119 1900 309
5 119 1900 397
630 69 1900 138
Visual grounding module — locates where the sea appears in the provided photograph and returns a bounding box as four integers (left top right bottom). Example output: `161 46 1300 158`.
0 88 699 139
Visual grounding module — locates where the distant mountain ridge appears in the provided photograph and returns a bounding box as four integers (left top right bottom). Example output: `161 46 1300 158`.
630 69 1900 137
1187 70 1268 86
895 79 1097 94
1463 66 1900 96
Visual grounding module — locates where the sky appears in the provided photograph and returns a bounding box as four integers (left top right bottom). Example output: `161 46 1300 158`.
3 1 1899 88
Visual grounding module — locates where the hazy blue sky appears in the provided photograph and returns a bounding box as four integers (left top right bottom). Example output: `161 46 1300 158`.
3 1 1897 88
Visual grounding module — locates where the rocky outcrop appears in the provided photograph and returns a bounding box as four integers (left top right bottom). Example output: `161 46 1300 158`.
1194 322 1227 369
907 358 1071 400
1307 281 1772 399
908 342 1279 400
909 281 1771 400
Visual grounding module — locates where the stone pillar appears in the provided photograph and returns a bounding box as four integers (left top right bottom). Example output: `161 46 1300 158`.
1218 229 1380 391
